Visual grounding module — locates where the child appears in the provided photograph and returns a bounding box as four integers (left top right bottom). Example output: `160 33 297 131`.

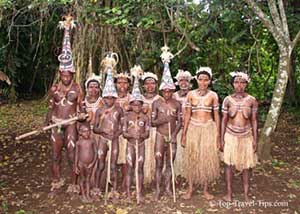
123 99 149 203
75 123 97 203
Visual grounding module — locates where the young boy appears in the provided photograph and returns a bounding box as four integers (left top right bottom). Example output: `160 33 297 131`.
75 123 97 203
123 98 150 203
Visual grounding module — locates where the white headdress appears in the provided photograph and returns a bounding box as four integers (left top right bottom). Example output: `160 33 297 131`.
58 14 76 73
175 69 192 82
141 72 158 82
196 67 212 79
85 73 102 89
129 65 144 103
229 71 250 83
102 67 118 98
159 45 176 90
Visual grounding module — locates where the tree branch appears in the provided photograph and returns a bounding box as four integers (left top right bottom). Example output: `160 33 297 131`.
278 0 290 42
244 0 285 45
267 0 282 32
291 30 300 50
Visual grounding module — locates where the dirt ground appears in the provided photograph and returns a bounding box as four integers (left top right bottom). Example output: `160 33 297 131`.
0 100 299 214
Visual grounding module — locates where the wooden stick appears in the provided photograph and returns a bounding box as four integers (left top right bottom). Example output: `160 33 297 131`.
104 140 112 205
135 139 140 204
15 114 88 140
168 110 176 203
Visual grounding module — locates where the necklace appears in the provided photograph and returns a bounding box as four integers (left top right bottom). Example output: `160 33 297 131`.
85 96 102 109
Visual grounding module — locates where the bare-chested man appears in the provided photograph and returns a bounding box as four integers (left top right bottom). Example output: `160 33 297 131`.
173 70 192 178
221 71 258 202
152 53 182 200
75 123 97 203
114 72 131 191
93 69 123 198
141 72 162 185
181 67 220 200
123 97 149 202
46 15 85 193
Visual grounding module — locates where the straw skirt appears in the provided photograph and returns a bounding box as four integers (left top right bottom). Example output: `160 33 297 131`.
174 129 184 176
223 130 257 171
143 127 156 184
117 136 127 164
183 120 220 185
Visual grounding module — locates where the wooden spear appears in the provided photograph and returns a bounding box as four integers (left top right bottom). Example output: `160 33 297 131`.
15 114 88 140
104 140 112 205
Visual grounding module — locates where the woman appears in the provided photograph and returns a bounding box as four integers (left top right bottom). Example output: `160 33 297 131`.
181 67 220 200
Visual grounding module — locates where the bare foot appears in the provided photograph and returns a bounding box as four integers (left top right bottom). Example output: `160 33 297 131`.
244 194 250 202
87 195 94 203
165 188 172 197
203 192 214 200
91 188 101 197
153 190 161 201
222 194 232 202
137 194 144 204
124 194 133 204
81 196 89 203
182 190 192 200
112 191 120 199
48 190 58 198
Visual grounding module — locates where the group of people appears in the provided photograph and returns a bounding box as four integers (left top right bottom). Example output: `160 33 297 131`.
45 15 258 204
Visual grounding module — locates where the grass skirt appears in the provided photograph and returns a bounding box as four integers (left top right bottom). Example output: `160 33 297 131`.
223 130 257 171
174 129 184 176
143 127 156 184
183 120 220 185
117 136 127 164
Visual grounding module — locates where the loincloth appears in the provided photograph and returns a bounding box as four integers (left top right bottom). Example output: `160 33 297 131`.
183 119 220 185
223 130 257 171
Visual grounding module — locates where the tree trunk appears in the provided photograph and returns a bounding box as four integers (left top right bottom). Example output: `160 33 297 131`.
258 50 290 160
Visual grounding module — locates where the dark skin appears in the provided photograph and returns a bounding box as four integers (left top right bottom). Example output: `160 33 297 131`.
152 88 182 201
142 78 159 115
75 125 97 203
93 96 123 196
115 77 130 192
46 70 84 188
85 81 102 124
181 73 220 200
123 100 150 202
220 77 258 202
173 78 190 126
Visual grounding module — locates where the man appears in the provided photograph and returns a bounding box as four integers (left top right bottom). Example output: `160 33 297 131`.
93 68 123 199
114 72 131 191
46 15 85 194
141 72 162 185
173 69 192 178
221 71 258 202
152 46 182 201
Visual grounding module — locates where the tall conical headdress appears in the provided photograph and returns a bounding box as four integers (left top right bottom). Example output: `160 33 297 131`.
129 65 144 103
102 67 118 98
159 45 176 90
58 14 76 73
